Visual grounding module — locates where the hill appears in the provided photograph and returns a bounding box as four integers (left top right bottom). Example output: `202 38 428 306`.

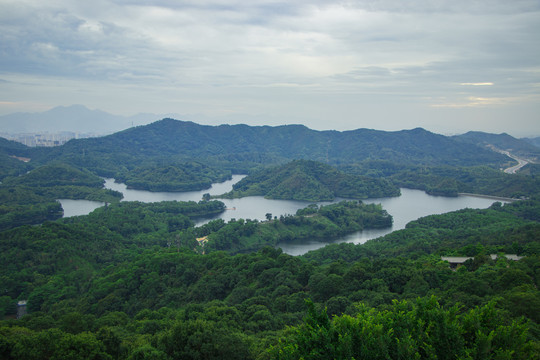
3 162 104 188
217 160 400 201
0 196 538 359
454 131 540 162
0 163 122 230
524 136 540 149
0 138 33 180
25 119 508 173
114 162 232 192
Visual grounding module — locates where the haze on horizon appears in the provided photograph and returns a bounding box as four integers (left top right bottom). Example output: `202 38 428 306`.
1 0 539 137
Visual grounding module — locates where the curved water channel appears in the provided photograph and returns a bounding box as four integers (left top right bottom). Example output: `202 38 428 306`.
58 175 503 255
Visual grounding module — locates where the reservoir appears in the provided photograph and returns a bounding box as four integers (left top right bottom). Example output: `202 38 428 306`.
61 175 503 255
57 199 105 218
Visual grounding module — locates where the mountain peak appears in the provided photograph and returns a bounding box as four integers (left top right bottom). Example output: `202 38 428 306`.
0 105 158 134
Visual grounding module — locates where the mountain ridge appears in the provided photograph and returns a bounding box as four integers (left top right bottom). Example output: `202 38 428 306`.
453 131 540 161
1 118 510 175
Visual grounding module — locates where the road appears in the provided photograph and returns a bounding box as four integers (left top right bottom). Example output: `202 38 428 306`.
499 150 529 174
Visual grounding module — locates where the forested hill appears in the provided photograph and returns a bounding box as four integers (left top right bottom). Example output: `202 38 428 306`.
218 160 400 201
27 119 507 168
453 131 540 160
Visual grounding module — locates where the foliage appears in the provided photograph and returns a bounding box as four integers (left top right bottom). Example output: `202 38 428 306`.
203 201 393 253
453 131 540 161
0 124 539 359
9 120 508 176
268 297 535 360
0 163 123 230
0 191 62 231
114 162 232 192
303 201 540 264
218 160 400 201
342 161 540 198
3 162 104 188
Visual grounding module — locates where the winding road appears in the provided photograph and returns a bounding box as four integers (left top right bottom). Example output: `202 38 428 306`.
499 150 529 174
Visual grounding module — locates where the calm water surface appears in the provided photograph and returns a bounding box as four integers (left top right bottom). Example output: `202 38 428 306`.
278 189 502 255
58 199 105 217
62 175 502 255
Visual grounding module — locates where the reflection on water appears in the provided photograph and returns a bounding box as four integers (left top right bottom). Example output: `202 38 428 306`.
58 199 105 217
63 175 501 255
278 189 502 255
103 175 246 203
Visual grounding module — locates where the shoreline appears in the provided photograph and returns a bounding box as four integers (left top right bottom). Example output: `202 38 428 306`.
458 192 519 202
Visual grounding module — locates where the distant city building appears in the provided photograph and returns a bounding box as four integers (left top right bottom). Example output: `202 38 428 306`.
0 131 102 147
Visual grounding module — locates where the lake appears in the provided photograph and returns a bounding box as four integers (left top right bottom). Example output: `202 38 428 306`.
57 199 106 218
60 175 503 255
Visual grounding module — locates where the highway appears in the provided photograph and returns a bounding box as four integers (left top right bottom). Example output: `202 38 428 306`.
499 150 529 174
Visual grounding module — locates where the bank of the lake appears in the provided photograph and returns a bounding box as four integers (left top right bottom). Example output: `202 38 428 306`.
278 189 503 255
96 176 502 255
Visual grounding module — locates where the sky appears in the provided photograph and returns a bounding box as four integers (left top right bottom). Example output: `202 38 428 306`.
0 0 539 136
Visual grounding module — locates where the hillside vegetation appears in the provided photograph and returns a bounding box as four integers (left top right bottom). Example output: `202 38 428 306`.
0 163 123 230
6 119 508 173
114 162 232 192
0 120 539 359
218 160 400 201
0 198 538 359
454 131 540 161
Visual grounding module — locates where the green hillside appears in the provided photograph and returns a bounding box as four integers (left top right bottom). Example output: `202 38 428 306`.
0 197 538 359
3 162 104 188
14 119 508 172
0 122 538 358
217 160 400 201
0 163 122 230
115 162 232 192
454 131 540 161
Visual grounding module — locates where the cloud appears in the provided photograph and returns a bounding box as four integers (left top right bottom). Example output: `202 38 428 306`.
431 96 508 108
0 0 539 135
460 82 494 86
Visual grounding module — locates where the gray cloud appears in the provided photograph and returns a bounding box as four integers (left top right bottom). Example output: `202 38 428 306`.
0 0 538 136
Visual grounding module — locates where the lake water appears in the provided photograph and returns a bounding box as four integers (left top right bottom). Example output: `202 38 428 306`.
57 199 106 218
277 190 503 255
61 175 503 255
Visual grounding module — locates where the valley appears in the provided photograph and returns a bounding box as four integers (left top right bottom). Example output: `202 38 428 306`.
0 119 538 359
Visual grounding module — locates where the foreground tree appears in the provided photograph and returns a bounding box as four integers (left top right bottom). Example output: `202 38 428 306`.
267 297 536 360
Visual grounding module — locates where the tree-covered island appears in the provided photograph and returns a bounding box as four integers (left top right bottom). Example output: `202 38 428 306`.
216 160 400 201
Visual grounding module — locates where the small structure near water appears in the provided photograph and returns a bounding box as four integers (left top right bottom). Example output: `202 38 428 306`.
16 300 27 319
441 254 523 270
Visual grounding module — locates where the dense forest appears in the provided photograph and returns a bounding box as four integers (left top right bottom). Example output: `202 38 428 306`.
0 198 538 359
0 120 539 359
340 161 540 198
114 162 232 192
0 119 510 181
454 131 540 161
217 160 400 201
0 163 122 231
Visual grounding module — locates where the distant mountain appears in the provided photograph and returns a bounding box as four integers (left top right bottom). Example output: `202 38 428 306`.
453 131 540 161
217 160 400 201
0 105 161 134
43 119 507 169
523 136 540 149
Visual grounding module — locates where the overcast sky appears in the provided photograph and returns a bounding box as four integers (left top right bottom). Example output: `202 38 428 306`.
1 0 539 136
